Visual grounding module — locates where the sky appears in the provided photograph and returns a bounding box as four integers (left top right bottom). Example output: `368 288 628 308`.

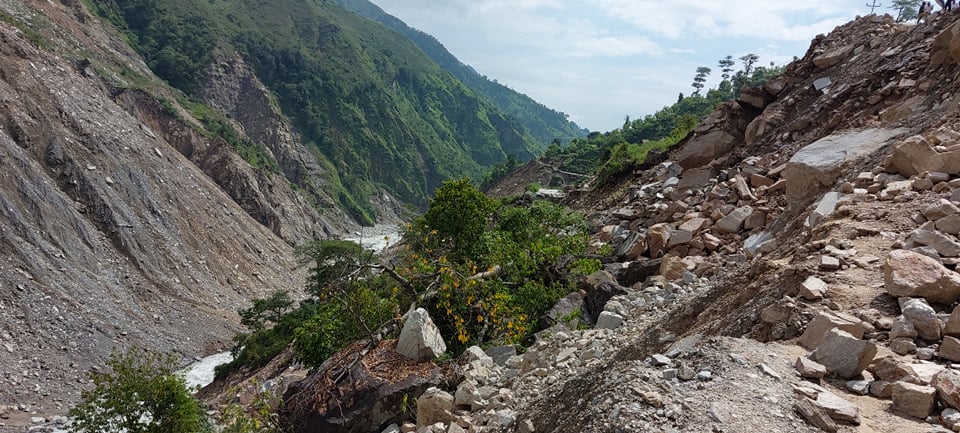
369 0 892 132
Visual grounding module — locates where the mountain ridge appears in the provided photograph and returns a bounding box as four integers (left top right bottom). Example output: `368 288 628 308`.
334 0 589 143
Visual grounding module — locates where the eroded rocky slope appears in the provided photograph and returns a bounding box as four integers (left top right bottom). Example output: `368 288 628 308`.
0 0 330 427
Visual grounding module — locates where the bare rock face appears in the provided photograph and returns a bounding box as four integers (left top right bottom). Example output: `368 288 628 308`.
784 128 906 204
0 6 305 411
885 249 960 304
397 308 447 361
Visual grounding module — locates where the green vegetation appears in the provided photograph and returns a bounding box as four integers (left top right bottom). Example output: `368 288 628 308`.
332 0 588 144
88 0 547 222
223 179 594 375
70 348 211 433
545 54 784 186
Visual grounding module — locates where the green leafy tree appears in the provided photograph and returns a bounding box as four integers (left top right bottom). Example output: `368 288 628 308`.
414 178 494 260
238 291 294 332
70 348 211 433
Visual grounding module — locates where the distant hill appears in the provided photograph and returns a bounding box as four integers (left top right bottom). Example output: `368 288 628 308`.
89 0 557 222
333 0 590 143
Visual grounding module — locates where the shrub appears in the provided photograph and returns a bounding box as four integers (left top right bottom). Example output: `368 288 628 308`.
70 348 211 433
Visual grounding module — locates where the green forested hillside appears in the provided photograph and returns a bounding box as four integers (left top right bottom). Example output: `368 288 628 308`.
87 0 545 222
332 0 589 144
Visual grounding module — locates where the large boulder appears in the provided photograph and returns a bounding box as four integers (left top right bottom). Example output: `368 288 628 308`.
581 271 627 325
885 134 960 177
674 129 739 169
397 308 447 361
885 249 960 304
799 311 865 350
784 128 906 203
281 340 445 433
933 19 960 67
811 328 877 379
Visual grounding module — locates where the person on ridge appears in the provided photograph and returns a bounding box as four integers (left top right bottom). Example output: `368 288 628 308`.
948 0 955 12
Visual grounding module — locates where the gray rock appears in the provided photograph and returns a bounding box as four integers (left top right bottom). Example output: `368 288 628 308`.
800 276 829 300
938 214 960 235
485 346 517 367
901 298 941 341
715 206 754 234
417 387 454 427
815 391 860 424
812 328 877 379
885 249 960 304
890 337 918 355
819 255 841 271
923 199 960 221
910 227 960 257
651 354 672 367
397 308 447 361
785 128 905 203
891 382 937 419
799 310 865 349
595 311 624 330
889 316 919 340
846 380 870 395
805 192 842 229
944 336 960 362
796 356 828 379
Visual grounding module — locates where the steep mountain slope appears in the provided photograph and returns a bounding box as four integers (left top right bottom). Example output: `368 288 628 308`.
89 0 546 222
333 0 590 143
0 0 311 424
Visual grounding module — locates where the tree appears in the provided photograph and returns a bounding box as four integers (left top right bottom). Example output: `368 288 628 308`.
739 54 759 77
238 290 294 331
691 66 711 96
414 178 494 260
718 55 735 80
891 0 921 21
70 348 211 433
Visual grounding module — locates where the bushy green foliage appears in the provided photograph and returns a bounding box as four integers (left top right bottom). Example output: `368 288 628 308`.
414 179 494 261
217 382 284 433
70 348 211 433
405 181 591 350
